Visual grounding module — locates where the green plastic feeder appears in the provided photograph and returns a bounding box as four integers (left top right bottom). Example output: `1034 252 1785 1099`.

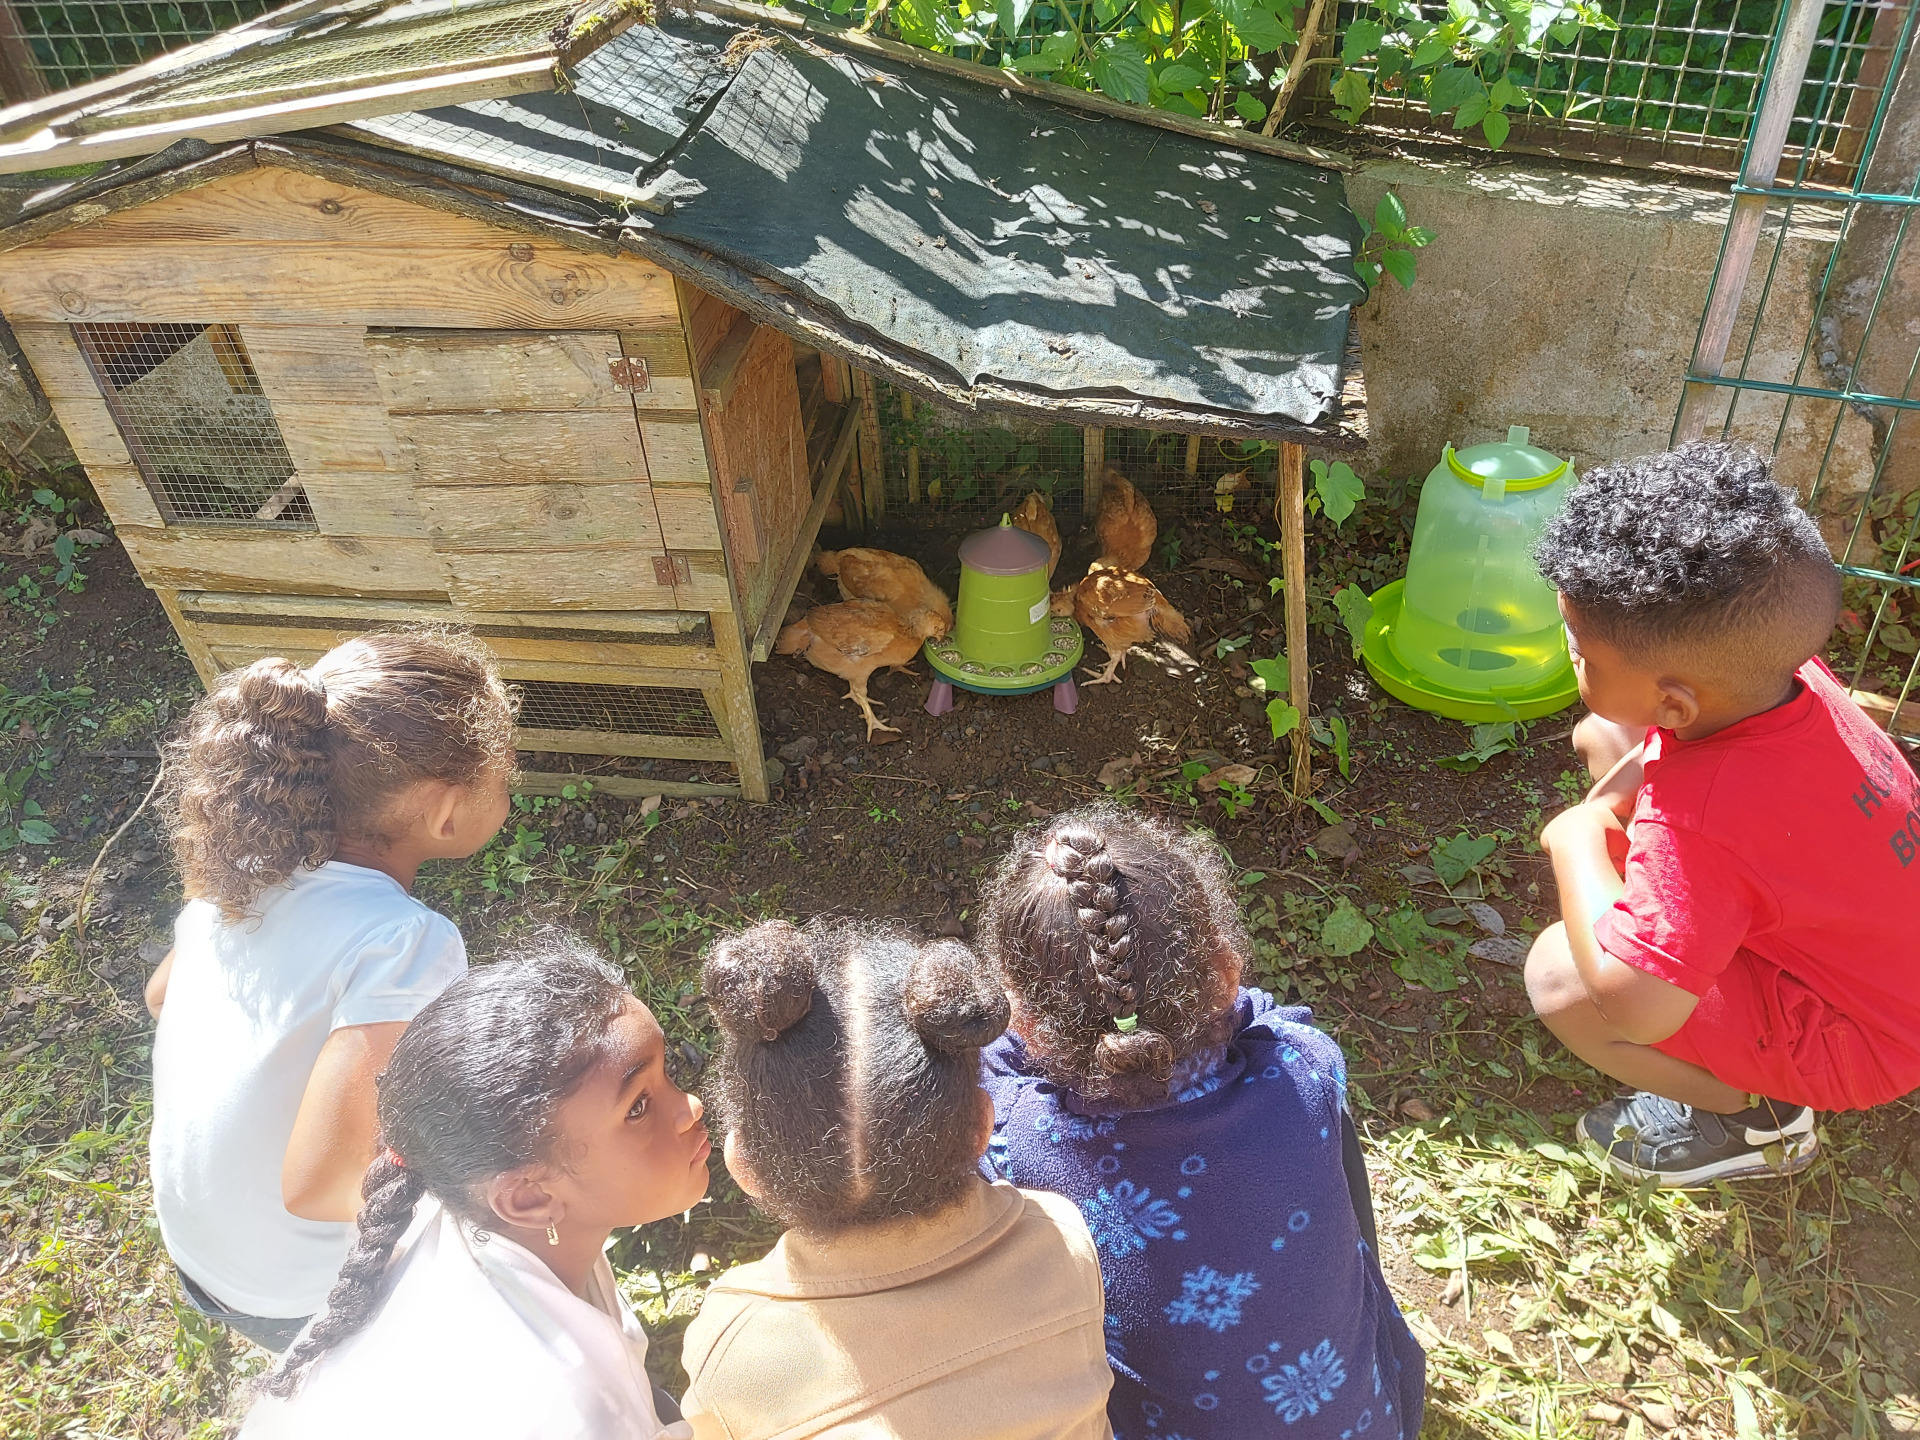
925 517 1083 715
1361 427 1581 721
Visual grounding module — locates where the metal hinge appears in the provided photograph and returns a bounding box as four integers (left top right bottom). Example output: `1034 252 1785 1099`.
610 357 652 393
653 553 692 587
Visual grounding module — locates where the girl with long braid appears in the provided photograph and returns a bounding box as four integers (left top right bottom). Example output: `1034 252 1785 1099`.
978 806 1426 1440
242 938 707 1439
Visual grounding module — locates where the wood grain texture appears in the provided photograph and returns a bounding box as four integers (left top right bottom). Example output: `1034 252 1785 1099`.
442 550 678 612
670 550 735 612
8 321 95 398
619 329 697 411
684 285 744 374
1278 442 1311 792
704 323 808 627
415 482 664 553
367 330 633 413
637 419 711 488
0 241 678 329
269 402 406 473
116 525 449 598
176 616 718 675
513 727 733 762
83 463 164 529
652 484 724 550
39 391 133 468
301 471 429 540
175 589 708 635
391 410 649 484
153 587 221 687
236 324 386 405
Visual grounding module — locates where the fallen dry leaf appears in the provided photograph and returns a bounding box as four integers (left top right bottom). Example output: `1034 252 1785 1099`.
1400 1096 1437 1122
639 794 662 817
1097 752 1143 789
1197 763 1257 793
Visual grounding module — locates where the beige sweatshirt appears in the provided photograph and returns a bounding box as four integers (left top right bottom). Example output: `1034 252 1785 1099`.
681 1179 1114 1440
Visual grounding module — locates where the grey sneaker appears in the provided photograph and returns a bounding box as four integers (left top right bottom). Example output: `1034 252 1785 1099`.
1578 1091 1818 1187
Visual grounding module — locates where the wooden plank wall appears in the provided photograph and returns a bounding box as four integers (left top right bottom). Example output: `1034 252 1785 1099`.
703 324 811 633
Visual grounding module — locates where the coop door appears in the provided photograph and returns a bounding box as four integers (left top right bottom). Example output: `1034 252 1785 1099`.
367 328 718 611
71 323 311 526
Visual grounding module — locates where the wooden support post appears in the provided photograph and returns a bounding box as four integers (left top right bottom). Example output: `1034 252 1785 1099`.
709 603 770 803
1184 432 1201 478
0 1 45 107
851 366 883 514
1083 427 1106 527
1278 443 1311 794
900 390 920 504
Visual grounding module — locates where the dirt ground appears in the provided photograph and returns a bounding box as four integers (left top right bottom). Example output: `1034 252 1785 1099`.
3 499 1918 1438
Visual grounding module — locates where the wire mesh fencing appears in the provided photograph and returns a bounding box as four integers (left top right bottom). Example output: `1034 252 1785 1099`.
1677 0 1919 746
1302 0 1896 180
869 382 1288 536
513 680 723 740
9 0 280 92
73 321 311 527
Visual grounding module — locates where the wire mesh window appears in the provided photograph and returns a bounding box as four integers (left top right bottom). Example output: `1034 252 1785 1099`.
875 382 1278 526
1303 0 1893 179
73 322 311 527
514 680 722 739
10 1 279 91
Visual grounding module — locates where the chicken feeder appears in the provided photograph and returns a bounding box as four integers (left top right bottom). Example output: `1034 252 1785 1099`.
1361 427 1582 722
925 517 1083 716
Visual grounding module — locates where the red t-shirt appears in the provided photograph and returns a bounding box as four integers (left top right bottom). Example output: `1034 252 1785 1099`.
1594 658 1920 1068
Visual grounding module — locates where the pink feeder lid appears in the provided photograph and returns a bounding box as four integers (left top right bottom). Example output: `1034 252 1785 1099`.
959 518 1050 576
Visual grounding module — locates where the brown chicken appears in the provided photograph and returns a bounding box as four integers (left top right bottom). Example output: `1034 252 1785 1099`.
1009 490 1062 579
816 547 953 639
1094 470 1158 572
775 600 943 739
1051 563 1192 685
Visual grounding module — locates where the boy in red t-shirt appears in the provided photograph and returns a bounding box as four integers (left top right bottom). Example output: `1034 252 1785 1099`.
1526 441 1920 1186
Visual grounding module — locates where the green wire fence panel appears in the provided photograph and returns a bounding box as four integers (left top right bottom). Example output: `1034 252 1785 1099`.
873 381 1284 528
11 1 281 92
1303 0 1893 180
1678 0 1919 744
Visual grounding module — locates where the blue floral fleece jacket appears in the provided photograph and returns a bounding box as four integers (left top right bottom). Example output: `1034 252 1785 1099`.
980 988 1425 1440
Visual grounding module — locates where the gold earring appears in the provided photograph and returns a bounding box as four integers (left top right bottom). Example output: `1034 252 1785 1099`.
546 1223 560 1246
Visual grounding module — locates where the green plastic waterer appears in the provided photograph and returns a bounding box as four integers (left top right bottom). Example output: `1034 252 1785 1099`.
924 517 1083 716
1361 427 1582 721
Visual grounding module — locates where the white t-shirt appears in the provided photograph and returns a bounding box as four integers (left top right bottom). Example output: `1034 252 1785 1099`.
150 861 466 1318
242 1204 694 1440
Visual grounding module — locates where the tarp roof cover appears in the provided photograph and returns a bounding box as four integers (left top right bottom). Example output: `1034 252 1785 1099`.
353 15 1365 429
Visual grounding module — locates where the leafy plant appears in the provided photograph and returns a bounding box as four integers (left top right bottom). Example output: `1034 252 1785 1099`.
1431 831 1500 888
1320 897 1374 955
1327 0 1617 150
1353 191 1434 294
1216 778 1256 818
1309 459 1364 524
1380 901 1463 990
1248 651 1299 739
1438 720 1519 772
1331 584 1373 658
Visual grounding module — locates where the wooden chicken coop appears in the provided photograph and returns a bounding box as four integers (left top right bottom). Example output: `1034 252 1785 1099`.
0 0 1368 798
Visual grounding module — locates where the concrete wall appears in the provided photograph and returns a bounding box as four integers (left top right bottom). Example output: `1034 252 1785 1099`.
1341 156 1873 538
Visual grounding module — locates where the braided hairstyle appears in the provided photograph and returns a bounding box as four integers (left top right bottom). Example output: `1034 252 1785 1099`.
261 936 630 1398
703 919 1007 1235
981 804 1249 1107
163 627 517 919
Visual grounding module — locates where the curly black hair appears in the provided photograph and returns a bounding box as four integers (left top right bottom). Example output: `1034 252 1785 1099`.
703 919 1007 1236
1535 442 1839 691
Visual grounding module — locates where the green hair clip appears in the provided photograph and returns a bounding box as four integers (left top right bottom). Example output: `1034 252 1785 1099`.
1114 1014 1139 1034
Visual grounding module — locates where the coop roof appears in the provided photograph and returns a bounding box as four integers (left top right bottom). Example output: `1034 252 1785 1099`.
0 1 1367 444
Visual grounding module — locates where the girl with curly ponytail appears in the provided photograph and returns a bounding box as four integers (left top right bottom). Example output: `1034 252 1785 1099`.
978 805 1427 1440
242 937 708 1439
679 919 1113 1439
146 629 518 1348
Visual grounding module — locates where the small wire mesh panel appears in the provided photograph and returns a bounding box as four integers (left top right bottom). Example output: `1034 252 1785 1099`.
73 322 311 527
13 0 279 92
514 680 722 740
875 381 1265 526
